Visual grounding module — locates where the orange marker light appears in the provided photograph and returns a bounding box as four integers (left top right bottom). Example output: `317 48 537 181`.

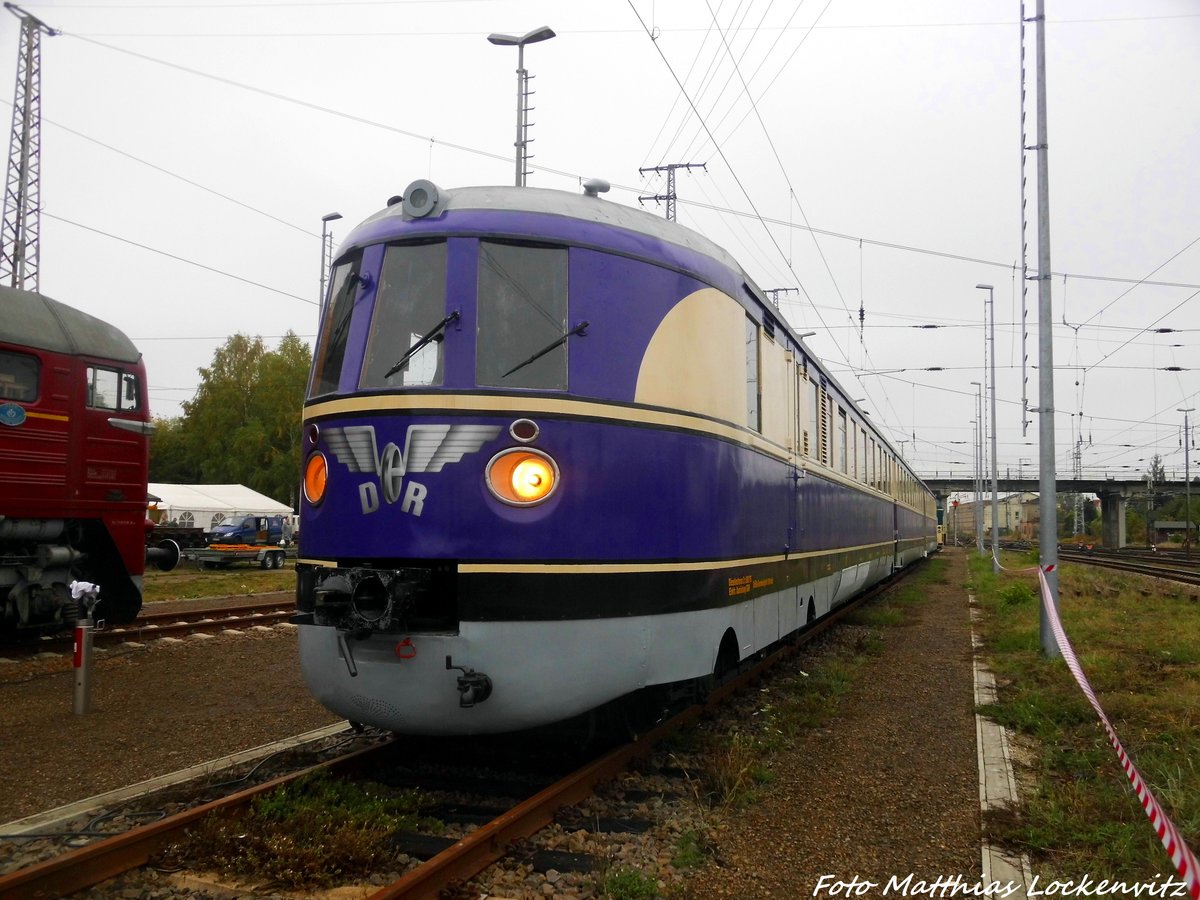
486 449 559 506
304 452 328 505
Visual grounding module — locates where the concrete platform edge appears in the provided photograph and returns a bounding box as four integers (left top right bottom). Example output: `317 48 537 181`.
970 595 1034 899
0 720 352 835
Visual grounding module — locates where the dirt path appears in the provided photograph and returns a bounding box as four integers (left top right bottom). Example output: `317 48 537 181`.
680 549 981 897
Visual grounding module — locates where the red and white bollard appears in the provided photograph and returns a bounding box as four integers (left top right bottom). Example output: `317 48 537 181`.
70 581 100 716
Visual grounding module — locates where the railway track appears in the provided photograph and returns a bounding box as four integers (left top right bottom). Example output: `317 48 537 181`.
0 562 922 898
0 597 295 657
1058 549 1200 587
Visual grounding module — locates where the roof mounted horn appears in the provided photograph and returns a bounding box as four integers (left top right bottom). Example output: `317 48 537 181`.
582 178 610 198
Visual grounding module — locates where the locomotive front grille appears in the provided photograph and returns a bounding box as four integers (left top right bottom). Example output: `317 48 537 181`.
298 562 459 634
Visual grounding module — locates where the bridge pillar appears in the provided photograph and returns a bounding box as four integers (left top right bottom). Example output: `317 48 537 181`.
1099 492 1126 549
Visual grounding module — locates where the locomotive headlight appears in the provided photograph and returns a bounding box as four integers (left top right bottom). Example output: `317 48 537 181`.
304 451 328 505
486 448 559 506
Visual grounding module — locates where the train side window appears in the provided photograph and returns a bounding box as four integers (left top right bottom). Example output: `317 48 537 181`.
0 350 38 402
745 315 760 431
310 252 363 398
808 380 819 460
840 410 849 475
360 241 448 388
477 241 568 390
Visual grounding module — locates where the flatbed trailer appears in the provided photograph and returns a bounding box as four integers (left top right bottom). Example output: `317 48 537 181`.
193 544 289 569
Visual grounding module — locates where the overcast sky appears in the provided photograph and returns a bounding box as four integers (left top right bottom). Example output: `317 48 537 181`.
3 0 1197 487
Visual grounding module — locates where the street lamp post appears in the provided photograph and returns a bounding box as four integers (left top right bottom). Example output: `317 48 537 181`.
487 26 556 187
971 381 983 556
1181 407 1195 561
978 284 999 568
319 212 342 302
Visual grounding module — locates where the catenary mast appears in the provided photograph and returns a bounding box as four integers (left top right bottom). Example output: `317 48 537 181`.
1 2 58 291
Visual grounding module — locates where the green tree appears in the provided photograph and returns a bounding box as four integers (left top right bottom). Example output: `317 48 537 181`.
147 414 200 484
149 332 311 507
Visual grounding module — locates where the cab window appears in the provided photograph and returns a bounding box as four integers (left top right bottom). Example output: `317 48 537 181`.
87 366 139 411
360 241 448 388
476 241 568 389
309 252 363 397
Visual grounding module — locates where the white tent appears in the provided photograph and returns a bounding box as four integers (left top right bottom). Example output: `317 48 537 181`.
148 484 292 532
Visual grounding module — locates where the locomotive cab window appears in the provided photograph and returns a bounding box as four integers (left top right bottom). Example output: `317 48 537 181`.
87 365 139 411
0 350 38 401
360 241 449 389
477 241 568 390
310 251 363 398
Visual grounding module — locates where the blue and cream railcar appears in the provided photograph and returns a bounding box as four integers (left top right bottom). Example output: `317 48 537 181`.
295 179 937 735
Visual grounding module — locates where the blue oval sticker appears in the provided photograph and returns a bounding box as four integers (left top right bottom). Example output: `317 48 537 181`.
0 403 27 427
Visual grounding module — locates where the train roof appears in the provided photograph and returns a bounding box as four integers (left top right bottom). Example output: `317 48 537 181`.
349 182 927 488
0 285 141 363
354 181 749 283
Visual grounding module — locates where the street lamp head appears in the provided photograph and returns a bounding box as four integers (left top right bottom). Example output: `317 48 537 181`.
488 25 556 47
975 283 994 291
321 212 342 222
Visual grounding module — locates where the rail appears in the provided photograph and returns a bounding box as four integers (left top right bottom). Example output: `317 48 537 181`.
0 563 919 899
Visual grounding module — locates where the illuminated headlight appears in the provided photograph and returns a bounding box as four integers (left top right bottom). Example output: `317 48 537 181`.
486 448 559 506
304 451 328 505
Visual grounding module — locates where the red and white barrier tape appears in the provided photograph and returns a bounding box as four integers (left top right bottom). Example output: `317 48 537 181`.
1027 563 1200 899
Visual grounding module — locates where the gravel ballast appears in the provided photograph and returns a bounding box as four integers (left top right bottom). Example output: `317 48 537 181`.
0 625 340 824
1 550 983 898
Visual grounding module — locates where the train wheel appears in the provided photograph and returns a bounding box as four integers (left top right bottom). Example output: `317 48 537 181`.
714 630 740 686
95 578 142 625
616 685 670 740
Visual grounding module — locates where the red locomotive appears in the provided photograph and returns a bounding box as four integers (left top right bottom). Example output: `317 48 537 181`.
0 285 175 637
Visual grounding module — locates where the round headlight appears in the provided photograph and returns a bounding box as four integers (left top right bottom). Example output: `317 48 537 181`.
486 448 559 506
304 451 328 505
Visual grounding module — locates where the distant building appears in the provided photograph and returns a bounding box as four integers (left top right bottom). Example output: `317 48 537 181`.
946 492 1038 543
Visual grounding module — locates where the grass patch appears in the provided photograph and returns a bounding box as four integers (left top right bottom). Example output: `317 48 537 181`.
142 566 294 602
164 772 438 889
672 829 711 869
597 866 660 900
971 552 1200 880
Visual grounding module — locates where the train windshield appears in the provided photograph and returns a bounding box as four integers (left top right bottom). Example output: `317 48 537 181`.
310 252 363 397
360 241 448 389
476 241 568 390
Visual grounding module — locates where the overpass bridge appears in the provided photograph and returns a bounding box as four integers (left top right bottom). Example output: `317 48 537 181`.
922 477 1190 549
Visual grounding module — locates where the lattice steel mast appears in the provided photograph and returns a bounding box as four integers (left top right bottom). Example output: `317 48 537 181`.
2 2 57 291
638 162 706 222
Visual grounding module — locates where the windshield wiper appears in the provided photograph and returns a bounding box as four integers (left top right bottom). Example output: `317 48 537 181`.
385 311 460 379
502 321 589 379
